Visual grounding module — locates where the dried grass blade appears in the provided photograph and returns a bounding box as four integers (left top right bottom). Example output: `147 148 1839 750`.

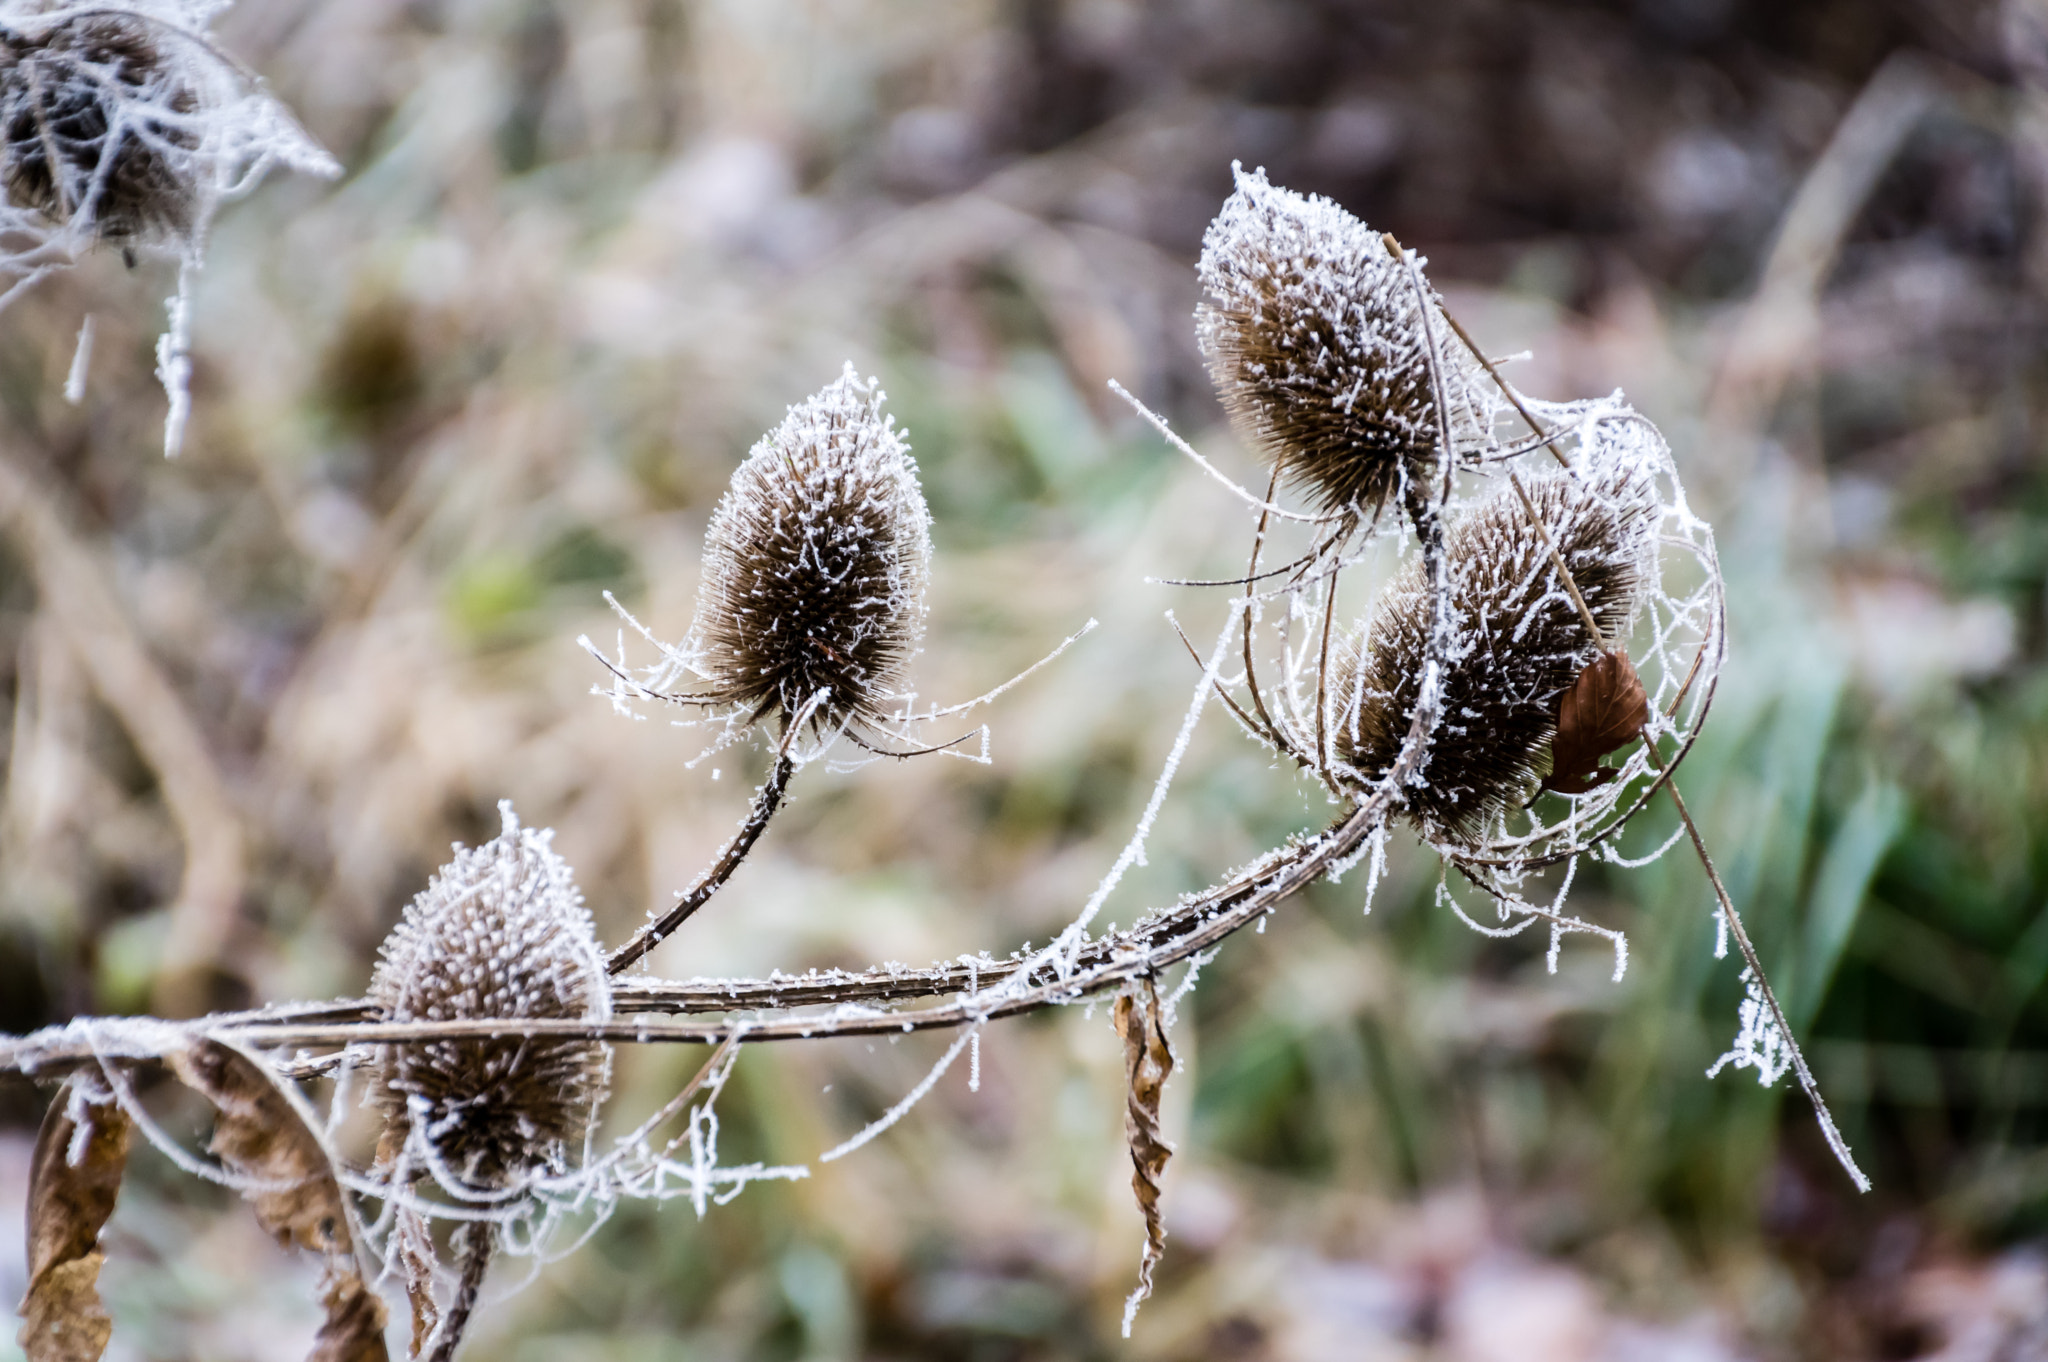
1113 976 1176 1336
17 1083 131 1362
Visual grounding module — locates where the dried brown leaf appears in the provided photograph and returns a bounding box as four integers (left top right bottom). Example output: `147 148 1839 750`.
1544 649 1650 796
164 1039 391 1362
17 1085 131 1362
1112 976 1176 1333
311 1272 392 1362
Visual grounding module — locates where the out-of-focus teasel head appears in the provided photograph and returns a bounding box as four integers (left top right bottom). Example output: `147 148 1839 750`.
1331 463 1659 843
369 802 611 1194
1196 163 1484 523
689 363 932 739
0 9 200 249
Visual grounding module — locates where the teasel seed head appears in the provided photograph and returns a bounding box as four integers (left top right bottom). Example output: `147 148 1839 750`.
370 802 611 1192
1196 163 1482 519
689 363 932 737
1331 464 1659 842
0 12 200 247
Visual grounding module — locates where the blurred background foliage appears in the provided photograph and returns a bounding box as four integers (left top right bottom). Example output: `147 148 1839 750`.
0 0 2046 1358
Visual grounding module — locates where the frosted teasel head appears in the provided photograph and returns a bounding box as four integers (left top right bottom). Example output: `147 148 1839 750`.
0 9 198 246
1196 163 1487 520
1330 461 1660 843
0 0 335 258
686 363 932 739
369 802 611 1195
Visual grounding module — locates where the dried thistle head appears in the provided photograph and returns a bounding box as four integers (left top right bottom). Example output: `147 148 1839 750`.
369 802 611 1192
0 12 200 247
1196 163 1481 519
1332 464 1659 842
688 363 931 737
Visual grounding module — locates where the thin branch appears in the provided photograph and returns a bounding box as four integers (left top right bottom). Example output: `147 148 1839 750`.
1645 742 1870 1192
607 755 796 974
1504 468 1607 650
1108 379 1345 525
1441 312 1572 471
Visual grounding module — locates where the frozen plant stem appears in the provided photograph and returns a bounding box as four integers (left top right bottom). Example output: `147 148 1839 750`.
431 1223 496 1362
1442 291 1872 1193
1647 743 1871 1191
608 755 795 974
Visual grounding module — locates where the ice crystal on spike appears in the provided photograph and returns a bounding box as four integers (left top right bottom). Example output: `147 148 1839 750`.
1332 462 1659 841
688 363 932 736
1707 967 1794 1088
369 802 611 1195
1196 162 1485 518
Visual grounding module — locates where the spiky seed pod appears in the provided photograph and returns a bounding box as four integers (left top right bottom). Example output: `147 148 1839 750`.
689 363 931 736
369 802 611 1192
1196 163 1483 519
0 14 199 246
1331 465 1659 842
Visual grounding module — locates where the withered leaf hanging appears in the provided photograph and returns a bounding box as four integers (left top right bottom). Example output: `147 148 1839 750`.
1543 650 1651 796
18 1084 130 1362
1112 975 1176 1334
165 1038 390 1362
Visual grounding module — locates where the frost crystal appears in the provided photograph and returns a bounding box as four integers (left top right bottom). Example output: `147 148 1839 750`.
1332 460 1659 842
369 801 612 1196
1706 967 1794 1088
685 363 932 737
1196 162 1487 517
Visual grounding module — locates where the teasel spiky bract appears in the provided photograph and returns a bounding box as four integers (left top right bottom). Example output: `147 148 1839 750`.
1330 462 1660 844
1196 162 1486 524
687 362 932 739
0 10 200 248
369 801 611 1196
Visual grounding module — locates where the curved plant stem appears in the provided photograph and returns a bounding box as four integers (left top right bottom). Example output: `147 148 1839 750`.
607 755 795 974
428 1222 495 1362
1646 743 1871 1192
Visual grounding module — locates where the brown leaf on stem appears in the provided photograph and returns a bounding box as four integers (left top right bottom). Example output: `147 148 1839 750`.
1112 976 1176 1333
164 1039 390 1362
1543 650 1650 796
17 1084 132 1362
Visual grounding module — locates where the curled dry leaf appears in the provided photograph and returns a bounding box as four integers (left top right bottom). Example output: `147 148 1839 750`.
1112 976 1176 1335
18 1082 131 1362
1543 649 1650 796
164 1038 390 1362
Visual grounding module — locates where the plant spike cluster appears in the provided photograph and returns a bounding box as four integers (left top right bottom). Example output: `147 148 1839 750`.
0 12 199 247
1332 462 1659 843
1196 162 1487 523
368 801 611 1199
0 0 338 453
686 361 931 739
0 169 1871 1362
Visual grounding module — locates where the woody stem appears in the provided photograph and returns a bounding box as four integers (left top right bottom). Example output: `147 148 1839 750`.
607 755 795 974
1642 741 1870 1191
